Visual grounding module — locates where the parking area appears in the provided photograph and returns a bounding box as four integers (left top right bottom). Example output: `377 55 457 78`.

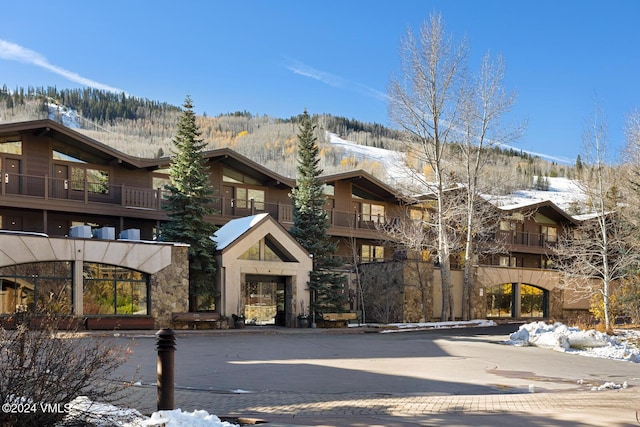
110 325 640 426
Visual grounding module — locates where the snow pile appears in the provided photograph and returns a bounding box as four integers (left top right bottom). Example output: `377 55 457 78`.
143 409 239 427
60 396 239 427
506 321 640 362
384 319 497 332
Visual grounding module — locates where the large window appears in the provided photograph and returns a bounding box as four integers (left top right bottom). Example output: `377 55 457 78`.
83 263 148 315
362 203 385 222
0 262 72 314
71 166 110 194
236 187 265 210
486 283 547 318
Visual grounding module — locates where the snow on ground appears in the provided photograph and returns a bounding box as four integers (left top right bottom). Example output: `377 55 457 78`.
487 176 586 212
327 132 413 189
505 321 640 363
60 320 639 425
328 132 587 213
62 396 239 427
381 319 497 332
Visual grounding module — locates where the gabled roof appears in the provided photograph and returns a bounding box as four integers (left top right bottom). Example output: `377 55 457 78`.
212 213 310 261
201 148 295 189
497 199 579 225
0 119 160 170
0 120 295 187
320 170 403 202
213 213 271 251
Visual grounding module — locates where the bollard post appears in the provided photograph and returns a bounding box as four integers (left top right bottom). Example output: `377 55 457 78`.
156 328 176 411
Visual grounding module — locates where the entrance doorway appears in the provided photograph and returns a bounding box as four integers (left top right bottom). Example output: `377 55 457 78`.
244 275 286 326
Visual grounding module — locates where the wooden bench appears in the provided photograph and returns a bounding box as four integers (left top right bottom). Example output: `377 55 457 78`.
84 316 155 330
321 312 358 328
172 312 221 329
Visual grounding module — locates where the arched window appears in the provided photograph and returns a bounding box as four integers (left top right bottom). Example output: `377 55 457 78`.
486 283 547 318
0 262 72 314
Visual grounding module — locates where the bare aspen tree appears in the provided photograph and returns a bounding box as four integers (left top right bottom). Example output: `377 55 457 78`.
389 13 468 321
554 104 637 330
456 53 521 320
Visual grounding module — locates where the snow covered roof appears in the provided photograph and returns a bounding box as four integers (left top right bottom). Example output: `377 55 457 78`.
211 213 270 250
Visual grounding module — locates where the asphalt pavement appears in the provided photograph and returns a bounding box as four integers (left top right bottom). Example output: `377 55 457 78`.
105 325 640 426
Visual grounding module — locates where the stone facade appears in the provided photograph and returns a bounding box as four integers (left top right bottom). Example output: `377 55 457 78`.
359 261 589 322
150 245 189 328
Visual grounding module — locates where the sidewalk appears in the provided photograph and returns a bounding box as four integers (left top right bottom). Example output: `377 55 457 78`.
124 385 640 426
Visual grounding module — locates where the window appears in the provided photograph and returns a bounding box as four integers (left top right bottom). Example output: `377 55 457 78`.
71 166 110 194
410 208 430 222
83 263 148 315
239 238 291 262
361 244 384 262
53 150 85 163
223 167 260 185
540 225 557 243
0 262 72 314
322 183 335 196
499 256 516 267
499 221 516 231
0 140 22 155
235 187 265 210
362 203 385 222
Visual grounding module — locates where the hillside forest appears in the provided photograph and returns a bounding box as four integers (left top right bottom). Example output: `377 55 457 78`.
0 85 576 196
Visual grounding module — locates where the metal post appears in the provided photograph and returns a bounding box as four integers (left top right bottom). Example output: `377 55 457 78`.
156 328 176 411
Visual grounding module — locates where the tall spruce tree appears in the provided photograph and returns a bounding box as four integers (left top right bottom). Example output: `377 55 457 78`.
290 110 348 317
162 95 218 311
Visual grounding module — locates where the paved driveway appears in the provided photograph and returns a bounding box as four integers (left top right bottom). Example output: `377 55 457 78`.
110 325 640 426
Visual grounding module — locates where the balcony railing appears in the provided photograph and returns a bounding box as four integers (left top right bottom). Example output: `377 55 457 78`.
495 230 557 248
0 171 392 233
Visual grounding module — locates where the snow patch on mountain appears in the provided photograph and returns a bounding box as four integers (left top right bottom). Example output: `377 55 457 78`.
327 132 586 213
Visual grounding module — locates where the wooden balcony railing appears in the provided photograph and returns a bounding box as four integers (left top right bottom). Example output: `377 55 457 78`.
0 171 392 233
495 230 557 249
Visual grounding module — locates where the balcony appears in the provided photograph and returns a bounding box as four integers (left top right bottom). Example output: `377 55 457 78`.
495 230 557 254
0 171 391 239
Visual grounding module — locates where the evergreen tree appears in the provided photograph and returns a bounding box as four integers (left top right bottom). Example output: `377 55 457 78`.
162 96 218 311
289 110 348 317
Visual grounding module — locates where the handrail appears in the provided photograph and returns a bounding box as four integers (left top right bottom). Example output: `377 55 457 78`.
0 170 394 231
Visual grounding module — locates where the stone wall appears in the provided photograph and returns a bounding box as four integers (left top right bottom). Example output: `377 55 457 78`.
150 245 189 328
402 261 434 322
359 261 404 323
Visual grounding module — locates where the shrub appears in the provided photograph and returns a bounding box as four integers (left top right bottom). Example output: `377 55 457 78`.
0 310 134 426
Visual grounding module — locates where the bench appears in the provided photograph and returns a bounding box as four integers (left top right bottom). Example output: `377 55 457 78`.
320 312 358 328
172 312 221 329
84 316 155 330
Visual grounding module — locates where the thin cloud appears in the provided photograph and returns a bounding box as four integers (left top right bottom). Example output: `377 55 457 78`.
284 57 387 101
285 58 345 88
0 39 124 93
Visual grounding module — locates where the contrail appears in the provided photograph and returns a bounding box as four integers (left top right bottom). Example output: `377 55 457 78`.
0 39 124 93
283 56 388 102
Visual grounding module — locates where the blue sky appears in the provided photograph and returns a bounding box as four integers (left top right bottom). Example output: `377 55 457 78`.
1 1 639 163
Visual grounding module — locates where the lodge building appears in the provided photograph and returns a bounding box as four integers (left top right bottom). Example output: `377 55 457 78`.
0 119 588 329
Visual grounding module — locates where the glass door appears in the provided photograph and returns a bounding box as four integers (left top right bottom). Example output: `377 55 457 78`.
244 276 285 325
